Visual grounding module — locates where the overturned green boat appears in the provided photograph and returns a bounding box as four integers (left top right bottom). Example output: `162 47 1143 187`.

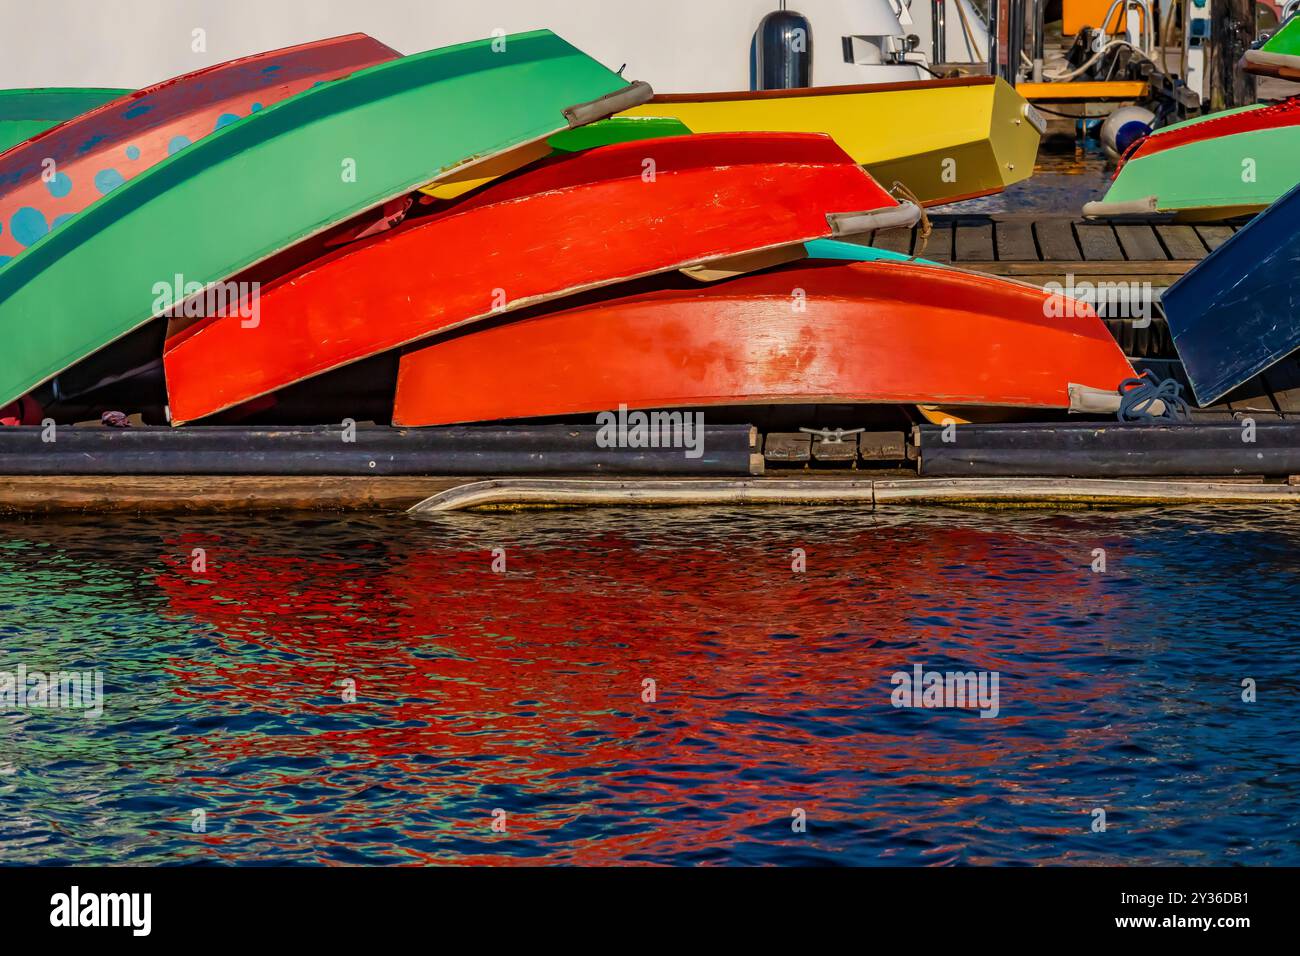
0 87 130 153
1082 97 1300 221
0 31 649 407
1244 14 1300 80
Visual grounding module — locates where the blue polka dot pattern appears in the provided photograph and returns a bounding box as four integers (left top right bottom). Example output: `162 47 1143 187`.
10 207 49 247
93 168 126 194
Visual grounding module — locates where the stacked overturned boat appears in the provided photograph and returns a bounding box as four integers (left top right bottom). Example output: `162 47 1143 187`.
0 29 1141 477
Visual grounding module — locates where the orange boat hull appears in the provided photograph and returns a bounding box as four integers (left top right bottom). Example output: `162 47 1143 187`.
163 133 905 424
393 261 1136 426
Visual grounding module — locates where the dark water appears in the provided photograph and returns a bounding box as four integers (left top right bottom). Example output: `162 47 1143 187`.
939 143 1114 215
1 505 1298 866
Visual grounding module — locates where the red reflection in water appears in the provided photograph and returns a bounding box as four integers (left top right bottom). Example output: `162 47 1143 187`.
154 520 1132 864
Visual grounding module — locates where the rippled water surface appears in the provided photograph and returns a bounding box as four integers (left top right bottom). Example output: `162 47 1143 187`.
1 505 1298 865
940 143 1114 215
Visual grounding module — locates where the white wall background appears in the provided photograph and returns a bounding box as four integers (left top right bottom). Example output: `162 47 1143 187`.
0 0 776 92
1 0 953 93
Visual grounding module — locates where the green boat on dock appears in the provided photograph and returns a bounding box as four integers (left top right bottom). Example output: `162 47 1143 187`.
0 30 649 408
1082 98 1300 221
1244 14 1300 80
0 87 130 153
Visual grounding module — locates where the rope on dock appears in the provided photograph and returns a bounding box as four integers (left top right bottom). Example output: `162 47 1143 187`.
890 181 931 256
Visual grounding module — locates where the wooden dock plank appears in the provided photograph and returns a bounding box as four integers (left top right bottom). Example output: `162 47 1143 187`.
969 260 1197 280
1155 224 1209 260
859 431 907 461
874 478 1300 506
414 478 1300 513
1194 224 1235 251
870 227 913 255
954 221 995 261
1224 375 1283 418
764 432 811 463
1261 355 1300 417
810 435 858 463
1075 222 1124 261
1034 219 1081 260
0 476 466 514
994 221 1037 261
1114 223 1168 261
921 220 953 262
925 216 1203 286
1149 358 1279 418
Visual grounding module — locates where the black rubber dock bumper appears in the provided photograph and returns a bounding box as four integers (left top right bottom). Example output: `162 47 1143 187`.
0 424 761 476
916 421 1300 477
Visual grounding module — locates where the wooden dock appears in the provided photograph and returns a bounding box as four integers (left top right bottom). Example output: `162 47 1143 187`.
0 475 468 514
4 474 1300 515
414 477 1300 512
859 213 1242 287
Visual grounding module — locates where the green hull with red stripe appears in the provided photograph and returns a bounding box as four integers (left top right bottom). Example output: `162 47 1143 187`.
1083 100 1300 220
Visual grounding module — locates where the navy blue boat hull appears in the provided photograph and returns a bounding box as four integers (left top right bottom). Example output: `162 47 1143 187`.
1162 180 1300 407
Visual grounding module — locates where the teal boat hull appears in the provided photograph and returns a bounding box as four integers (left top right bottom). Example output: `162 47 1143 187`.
804 237 939 266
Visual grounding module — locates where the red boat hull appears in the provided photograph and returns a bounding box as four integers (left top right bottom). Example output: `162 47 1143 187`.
163 133 903 424
392 260 1136 425
0 34 398 262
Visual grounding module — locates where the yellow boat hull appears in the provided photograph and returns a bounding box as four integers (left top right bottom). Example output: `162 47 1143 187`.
622 76 1043 206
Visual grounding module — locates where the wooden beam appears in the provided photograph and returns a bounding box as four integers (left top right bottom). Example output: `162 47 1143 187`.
1075 222 1124 261
954 221 995 262
994 220 1037 261
409 478 878 512
874 478 1300 505
1114 223 1168 261
0 475 466 514
764 432 811 463
859 431 907 461
410 477 1300 512
810 434 858 463
1155 224 1209 260
1034 220 1081 261
11 472 1300 514
1016 80 1149 101
954 259 1198 280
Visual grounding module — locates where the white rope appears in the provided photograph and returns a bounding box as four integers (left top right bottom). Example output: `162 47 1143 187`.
1043 38 1138 80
